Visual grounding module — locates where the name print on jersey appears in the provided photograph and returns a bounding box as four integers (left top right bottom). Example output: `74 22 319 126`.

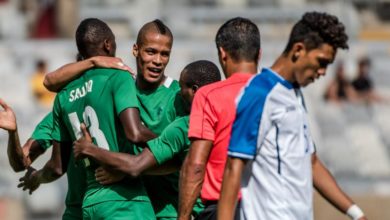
69 80 93 102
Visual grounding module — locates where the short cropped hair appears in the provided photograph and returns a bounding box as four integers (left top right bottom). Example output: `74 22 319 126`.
75 18 115 59
136 19 173 46
283 12 348 54
183 60 221 88
215 17 260 63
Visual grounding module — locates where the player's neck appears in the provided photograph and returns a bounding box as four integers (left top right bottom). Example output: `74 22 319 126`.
271 55 295 83
136 75 167 91
225 61 258 78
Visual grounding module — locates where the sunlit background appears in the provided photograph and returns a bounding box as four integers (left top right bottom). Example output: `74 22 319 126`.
0 0 390 219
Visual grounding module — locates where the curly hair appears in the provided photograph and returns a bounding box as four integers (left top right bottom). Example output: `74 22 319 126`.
283 11 348 54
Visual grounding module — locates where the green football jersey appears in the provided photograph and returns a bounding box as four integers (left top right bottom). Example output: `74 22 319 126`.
64 153 87 208
136 77 186 135
146 116 204 218
136 77 188 218
147 116 190 165
31 111 86 211
31 112 53 150
52 68 150 208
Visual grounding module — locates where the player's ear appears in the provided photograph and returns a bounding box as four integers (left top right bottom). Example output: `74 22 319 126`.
103 39 112 54
132 44 139 57
191 84 199 93
291 42 305 63
218 47 227 62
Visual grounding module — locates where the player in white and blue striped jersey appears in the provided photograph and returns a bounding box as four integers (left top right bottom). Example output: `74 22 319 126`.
218 12 367 220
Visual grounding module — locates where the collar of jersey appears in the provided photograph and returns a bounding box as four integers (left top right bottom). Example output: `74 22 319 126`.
262 67 294 90
228 72 254 81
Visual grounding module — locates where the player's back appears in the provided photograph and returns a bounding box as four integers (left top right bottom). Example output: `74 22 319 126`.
188 73 253 201
54 67 150 208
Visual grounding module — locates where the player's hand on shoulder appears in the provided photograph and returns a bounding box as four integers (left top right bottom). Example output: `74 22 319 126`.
18 167 40 194
91 56 135 77
0 99 17 131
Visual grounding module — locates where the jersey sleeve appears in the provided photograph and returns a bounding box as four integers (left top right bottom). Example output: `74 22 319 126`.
188 89 217 141
31 112 53 150
147 118 189 165
110 71 139 116
228 80 272 160
51 94 72 142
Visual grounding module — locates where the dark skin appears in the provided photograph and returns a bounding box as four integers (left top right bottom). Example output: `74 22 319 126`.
177 47 260 220
44 56 133 92
178 139 213 219
133 31 172 91
43 34 165 145
73 123 176 180
72 108 158 182
68 78 158 183
9 139 45 172
18 140 71 194
120 108 156 144
73 114 180 183
19 36 157 192
0 99 66 195
0 99 46 172
74 70 199 184
217 42 367 220
44 37 156 144
41 27 175 184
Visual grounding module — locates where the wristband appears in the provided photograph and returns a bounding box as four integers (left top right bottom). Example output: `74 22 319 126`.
346 204 364 220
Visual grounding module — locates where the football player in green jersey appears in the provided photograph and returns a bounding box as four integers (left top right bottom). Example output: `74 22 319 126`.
19 18 158 220
44 19 183 134
73 60 221 219
42 19 188 219
131 20 187 219
133 19 187 135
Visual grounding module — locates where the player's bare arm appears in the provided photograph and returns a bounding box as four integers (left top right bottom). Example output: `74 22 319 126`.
44 56 133 92
312 153 367 220
217 157 246 220
178 139 213 220
13 139 46 171
74 137 157 178
0 98 22 170
73 123 175 179
0 99 45 172
119 108 156 144
18 141 70 194
95 159 181 185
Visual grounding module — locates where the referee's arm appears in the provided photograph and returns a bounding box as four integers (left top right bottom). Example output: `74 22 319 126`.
178 139 212 220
